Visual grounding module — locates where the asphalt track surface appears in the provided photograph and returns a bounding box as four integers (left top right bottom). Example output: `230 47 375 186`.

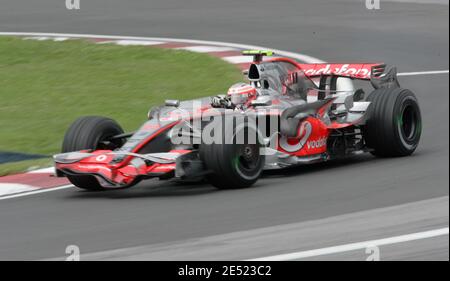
0 0 448 260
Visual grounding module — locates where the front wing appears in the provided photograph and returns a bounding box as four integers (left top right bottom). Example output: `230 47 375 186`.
54 149 195 188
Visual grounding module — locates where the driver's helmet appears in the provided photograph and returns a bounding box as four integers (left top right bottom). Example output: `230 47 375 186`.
227 83 257 106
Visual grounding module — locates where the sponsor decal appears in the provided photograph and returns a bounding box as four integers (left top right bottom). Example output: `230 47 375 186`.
307 137 327 150
279 121 312 153
302 64 373 79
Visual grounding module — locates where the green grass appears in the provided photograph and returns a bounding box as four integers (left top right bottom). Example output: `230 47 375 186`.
0 37 242 175
0 158 53 177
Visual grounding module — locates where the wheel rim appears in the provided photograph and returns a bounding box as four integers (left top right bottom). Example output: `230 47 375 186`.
232 142 263 181
228 123 265 181
237 144 260 171
399 104 419 142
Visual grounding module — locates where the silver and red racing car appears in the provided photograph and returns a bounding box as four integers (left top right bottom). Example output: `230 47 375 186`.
54 50 422 190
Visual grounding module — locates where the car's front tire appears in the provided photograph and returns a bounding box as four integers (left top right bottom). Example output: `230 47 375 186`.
61 116 124 191
200 118 265 189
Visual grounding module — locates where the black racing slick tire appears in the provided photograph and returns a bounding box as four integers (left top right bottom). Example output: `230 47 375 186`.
61 116 124 191
363 88 422 157
200 118 265 189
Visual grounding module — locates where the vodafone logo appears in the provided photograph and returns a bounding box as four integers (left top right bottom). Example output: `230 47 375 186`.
307 137 327 150
302 64 374 79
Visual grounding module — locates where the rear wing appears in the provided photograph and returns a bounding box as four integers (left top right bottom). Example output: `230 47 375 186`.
240 50 400 89
299 63 401 89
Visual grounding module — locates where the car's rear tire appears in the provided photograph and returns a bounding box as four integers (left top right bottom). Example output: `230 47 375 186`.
363 88 422 157
61 116 124 191
200 118 265 189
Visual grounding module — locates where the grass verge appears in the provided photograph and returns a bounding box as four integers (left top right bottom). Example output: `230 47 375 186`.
0 37 242 175
0 158 53 177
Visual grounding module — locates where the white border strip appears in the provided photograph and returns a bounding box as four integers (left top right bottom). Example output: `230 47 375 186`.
0 185 73 201
176 46 237 53
0 183 39 197
100 39 165 46
27 167 55 174
248 227 449 261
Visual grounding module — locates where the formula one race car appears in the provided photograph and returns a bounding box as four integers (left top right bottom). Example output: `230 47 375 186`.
54 50 422 190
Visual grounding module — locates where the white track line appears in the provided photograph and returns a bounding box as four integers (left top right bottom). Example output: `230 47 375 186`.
0 185 73 201
223 55 256 64
27 167 55 174
398 70 449 76
248 227 449 261
176 46 237 53
0 183 39 197
23 36 50 41
101 39 165 46
52 37 70 42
